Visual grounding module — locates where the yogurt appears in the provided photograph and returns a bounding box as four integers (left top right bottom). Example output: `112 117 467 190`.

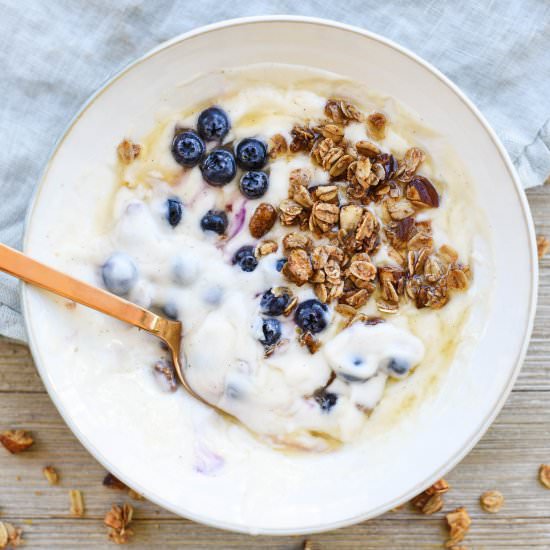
69 65 489 452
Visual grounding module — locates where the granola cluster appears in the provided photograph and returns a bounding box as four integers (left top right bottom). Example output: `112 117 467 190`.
269 98 471 316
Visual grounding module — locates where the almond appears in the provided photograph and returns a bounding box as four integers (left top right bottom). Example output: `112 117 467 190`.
249 203 277 238
406 176 440 208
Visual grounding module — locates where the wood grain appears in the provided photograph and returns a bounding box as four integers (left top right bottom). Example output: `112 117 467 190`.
0 184 549 549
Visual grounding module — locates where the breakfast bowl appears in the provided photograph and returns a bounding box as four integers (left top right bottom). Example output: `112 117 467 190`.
21 16 537 534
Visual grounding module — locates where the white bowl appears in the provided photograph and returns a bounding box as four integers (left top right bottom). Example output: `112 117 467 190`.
22 16 537 534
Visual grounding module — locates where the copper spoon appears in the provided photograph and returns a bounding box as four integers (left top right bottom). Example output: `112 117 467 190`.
0 243 219 411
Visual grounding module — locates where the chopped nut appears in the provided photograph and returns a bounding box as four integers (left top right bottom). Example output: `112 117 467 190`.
480 490 504 513
355 140 381 157
278 199 304 226
411 492 443 514
0 521 23 549
282 249 313 286
445 507 471 547
249 203 277 238
324 98 363 124
43 466 59 486
69 489 85 517
290 125 316 152
299 332 321 354
537 235 550 259
367 112 387 140
117 139 141 164
395 147 426 182
268 134 288 159
538 464 550 488
103 473 128 491
256 240 278 257
105 504 134 545
283 232 311 252
0 430 34 454
406 176 440 208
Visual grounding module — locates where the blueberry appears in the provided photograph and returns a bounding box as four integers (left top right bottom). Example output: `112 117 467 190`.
239 170 269 199
172 256 198 286
294 299 329 334
382 357 411 378
352 357 364 366
171 130 205 167
197 107 230 142
200 210 228 235
275 258 287 272
232 246 258 272
235 138 268 170
260 288 291 316
314 390 338 412
102 252 138 296
163 303 179 320
200 148 237 186
258 318 281 346
166 197 183 227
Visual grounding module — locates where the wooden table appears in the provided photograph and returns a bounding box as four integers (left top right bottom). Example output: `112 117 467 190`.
1 185 549 549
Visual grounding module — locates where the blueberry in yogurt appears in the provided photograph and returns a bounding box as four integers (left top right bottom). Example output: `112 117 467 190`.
171 130 205 167
165 197 183 227
162 302 179 320
294 299 329 334
101 252 138 296
200 210 228 235
258 318 281 346
200 148 237 186
314 390 338 412
260 288 291 316
235 138 267 170
382 357 411 378
239 170 269 199
232 246 258 272
275 258 287 272
197 107 230 142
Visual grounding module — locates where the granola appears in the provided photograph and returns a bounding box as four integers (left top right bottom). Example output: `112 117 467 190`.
479 490 504 513
0 430 34 454
104 504 134 545
445 507 471 547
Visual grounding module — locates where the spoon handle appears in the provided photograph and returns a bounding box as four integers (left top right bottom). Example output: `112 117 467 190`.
0 243 172 336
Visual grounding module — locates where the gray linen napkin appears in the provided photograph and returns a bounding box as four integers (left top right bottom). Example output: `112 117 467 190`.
1 1 549 342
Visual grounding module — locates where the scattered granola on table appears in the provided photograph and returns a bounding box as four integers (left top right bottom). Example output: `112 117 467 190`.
69 489 85 517
537 235 550 259
104 504 134 545
0 430 34 454
0 522 22 549
445 507 471 548
538 464 550 489
411 478 450 515
42 465 59 485
479 490 504 513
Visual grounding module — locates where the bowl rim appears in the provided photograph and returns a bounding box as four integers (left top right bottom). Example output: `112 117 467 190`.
21 15 538 535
